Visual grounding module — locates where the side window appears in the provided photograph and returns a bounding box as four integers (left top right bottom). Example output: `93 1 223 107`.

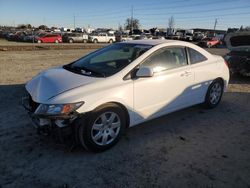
142 47 188 73
188 47 207 64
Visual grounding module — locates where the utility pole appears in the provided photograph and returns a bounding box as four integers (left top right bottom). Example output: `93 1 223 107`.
213 18 218 35
73 15 76 29
131 5 134 35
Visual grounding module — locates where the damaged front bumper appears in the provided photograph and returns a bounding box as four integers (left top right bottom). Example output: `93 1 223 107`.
22 95 79 141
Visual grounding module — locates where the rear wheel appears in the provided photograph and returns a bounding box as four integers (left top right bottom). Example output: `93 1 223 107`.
109 39 113 43
55 40 59 43
204 79 223 108
37 40 42 43
93 39 98 43
78 104 126 152
69 39 74 43
83 39 87 43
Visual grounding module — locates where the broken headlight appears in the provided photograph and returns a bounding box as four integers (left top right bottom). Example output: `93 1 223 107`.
35 102 84 115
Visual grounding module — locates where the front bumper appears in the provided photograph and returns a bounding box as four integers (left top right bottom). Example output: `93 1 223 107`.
22 95 79 139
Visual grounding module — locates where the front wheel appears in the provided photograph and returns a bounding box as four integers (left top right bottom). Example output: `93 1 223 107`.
55 40 59 43
109 39 113 43
78 104 126 152
204 79 224 108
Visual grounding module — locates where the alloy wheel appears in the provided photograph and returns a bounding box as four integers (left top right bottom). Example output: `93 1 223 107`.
209 82 222 105
91 112 121 146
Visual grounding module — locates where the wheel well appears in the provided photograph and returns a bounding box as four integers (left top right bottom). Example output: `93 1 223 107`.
215 77 224 87
94 102 130 128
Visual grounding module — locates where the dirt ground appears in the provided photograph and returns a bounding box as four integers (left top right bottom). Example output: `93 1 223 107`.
0 47 249 188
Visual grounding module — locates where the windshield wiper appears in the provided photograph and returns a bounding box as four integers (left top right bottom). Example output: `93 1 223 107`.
64 65 106 77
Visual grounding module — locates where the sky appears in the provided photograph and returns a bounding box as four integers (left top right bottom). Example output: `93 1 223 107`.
0 0 250 30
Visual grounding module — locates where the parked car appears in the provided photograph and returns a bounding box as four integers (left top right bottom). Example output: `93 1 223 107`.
35 33 62 43
23 40 229 152
198 37 220 48
7 31 28 41
23 34 36 42
224 31 250 76
115 34 133 42
182 33 193 41
133 34 152 40
89 32 115 43
62 33 88 43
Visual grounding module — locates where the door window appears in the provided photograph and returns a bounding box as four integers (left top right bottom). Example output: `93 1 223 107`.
142 47 188 73
188 47 207 64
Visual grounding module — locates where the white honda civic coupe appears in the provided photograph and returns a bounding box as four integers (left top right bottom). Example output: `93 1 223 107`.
23 40 230 152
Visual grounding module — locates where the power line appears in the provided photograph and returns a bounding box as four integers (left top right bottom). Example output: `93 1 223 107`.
135 5 250 16
134 0 235 11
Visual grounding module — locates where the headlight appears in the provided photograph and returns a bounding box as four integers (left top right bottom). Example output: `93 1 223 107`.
35 102 84 115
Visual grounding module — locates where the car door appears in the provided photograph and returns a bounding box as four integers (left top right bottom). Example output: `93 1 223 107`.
133 46 194 123
98 33 103 42
187 47 216 104
42 35 49 43
46 35 53 43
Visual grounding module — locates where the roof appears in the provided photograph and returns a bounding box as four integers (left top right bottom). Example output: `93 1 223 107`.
122 39 177 46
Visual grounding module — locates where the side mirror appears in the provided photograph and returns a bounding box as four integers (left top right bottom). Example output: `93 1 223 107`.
136 67 154 78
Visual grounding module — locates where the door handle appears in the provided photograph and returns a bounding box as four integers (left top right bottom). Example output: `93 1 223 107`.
180 71 192 77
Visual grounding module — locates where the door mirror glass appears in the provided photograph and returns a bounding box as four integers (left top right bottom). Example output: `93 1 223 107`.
136 67 154 78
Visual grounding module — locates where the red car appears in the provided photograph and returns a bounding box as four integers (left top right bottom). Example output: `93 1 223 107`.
35 33 62 43
198 37 220 48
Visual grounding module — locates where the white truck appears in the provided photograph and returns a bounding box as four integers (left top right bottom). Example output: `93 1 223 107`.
89 32 116 43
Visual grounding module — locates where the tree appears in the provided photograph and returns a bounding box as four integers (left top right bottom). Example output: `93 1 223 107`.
168 16 175 29
38 25 48 30
17 24 32 29
245 26 250 31
124 18 140 31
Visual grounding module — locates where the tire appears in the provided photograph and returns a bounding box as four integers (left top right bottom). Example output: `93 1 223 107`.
207 44 211 48
204 79 224 108
93 39 98 43
83 39 87 43
69 39 74 43
109 39 113 43
55 40 59 43
37 40 42 43
78 104 126 152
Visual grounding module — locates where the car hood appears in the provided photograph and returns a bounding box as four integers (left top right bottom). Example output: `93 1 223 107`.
224 31 250 51
26 66 101 103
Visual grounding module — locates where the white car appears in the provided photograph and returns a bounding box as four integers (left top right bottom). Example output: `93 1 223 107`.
88 32 115 43
23 40 230 152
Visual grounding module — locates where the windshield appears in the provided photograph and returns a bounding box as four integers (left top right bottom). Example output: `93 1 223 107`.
64 43 152 77
38 33 46 37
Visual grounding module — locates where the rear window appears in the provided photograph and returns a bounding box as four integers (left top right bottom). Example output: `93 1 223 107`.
188 48 207 64
230 35 250 47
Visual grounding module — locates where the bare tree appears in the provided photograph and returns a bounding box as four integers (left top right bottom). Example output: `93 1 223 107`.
124 18 140 30
168 16 175 29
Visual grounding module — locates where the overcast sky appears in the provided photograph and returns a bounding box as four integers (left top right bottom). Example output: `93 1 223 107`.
0 0 250 30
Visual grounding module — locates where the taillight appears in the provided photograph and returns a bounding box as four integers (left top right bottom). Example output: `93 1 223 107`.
224 60 229 68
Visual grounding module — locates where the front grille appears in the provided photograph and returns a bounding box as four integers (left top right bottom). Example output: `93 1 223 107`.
29 95 40 112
